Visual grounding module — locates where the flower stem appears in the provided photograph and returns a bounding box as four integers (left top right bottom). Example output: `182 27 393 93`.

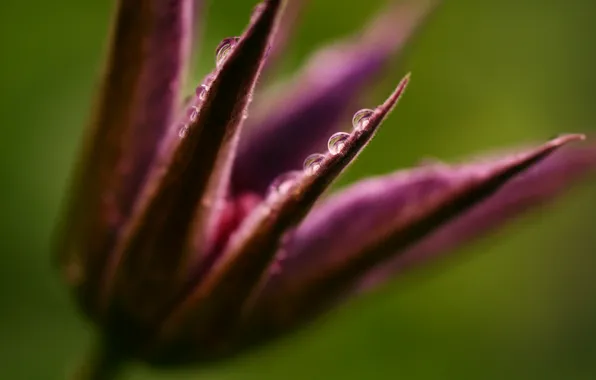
73 338 126 380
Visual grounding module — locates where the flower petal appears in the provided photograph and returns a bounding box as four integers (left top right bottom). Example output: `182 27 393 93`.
357 143 596 291
232 0 439 196
55 0 196 308
98 0 284 330
265 0 309 68
152 76 410 362
242 135 588 339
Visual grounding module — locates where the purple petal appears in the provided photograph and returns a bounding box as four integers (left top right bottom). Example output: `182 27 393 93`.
243 135 588 337
232 0 439 196
357 143 596 291
263 0 309 68
97 0 284 328
153 76 411 361
55 0 196 311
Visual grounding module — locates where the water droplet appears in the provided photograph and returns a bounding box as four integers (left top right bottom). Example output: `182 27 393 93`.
196 84 209 100
303 153 325 175
188 106 199 122
197 74 216 100
178 124 189 138
216 37 240 67
269 171 301 195
352 109 374 131
328 132 350 155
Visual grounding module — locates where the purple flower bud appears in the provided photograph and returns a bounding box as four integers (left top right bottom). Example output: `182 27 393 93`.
53 0 596 377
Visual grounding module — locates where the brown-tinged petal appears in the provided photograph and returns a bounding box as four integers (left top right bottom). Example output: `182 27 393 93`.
232 0 439 196
152 76 410 362
99 0 285 331
56 0 196 310
243 135 586 340
357 143 596 291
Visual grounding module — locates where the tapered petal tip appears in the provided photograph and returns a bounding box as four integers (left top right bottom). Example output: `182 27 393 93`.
233 0 436 196
380 72 411 112
551 133 586 145
95 0 286 337
513 133 587 168
363 0 442 52
238 133 595 339
357 139 596 292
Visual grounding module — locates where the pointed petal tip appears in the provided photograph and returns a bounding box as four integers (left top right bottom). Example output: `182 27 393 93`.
551 133 586 144
364 0 442 53
218 0 284 72
357 135 596 293
380 72 411 112
154 70 415 343
306 72 412 179
97 0 286 328
538 133 586 157
393 71 412 96
240 133 593 332
311 72 413 179
233 1 433 196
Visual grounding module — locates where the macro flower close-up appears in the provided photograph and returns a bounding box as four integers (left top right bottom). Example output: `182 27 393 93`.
2 0 596 379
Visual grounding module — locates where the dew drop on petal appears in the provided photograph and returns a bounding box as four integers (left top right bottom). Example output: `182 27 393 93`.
197 74 216 100
328 132 350 155
216 37 240 67
196 84 209 100
188 106 199 122
303 153 326 175
178 124 189 138
269 171 301 196
352 109 374 131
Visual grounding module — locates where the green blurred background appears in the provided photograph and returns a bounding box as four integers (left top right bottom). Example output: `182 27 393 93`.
1 0 596 379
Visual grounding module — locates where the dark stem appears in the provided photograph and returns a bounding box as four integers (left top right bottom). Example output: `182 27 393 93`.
73 338 126 380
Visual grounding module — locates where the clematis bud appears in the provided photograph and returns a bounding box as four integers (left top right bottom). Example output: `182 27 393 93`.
54 0 596 378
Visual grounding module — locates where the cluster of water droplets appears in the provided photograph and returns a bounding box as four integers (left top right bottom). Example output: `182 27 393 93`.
177 104 201 137
179 38 240 139
178 124 190 138
301 108 375 175
268 108 376 196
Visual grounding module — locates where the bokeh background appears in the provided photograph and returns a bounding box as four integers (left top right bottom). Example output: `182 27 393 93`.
1 0 596 379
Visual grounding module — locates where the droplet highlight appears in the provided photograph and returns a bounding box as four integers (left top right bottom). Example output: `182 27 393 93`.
352 109 374 131
269 171 301 196
178 124 189 138
216 37 240 67
188 106 199 122
303 153 325 175
197 74 215 100
196 84 209 100
328 132 350 155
